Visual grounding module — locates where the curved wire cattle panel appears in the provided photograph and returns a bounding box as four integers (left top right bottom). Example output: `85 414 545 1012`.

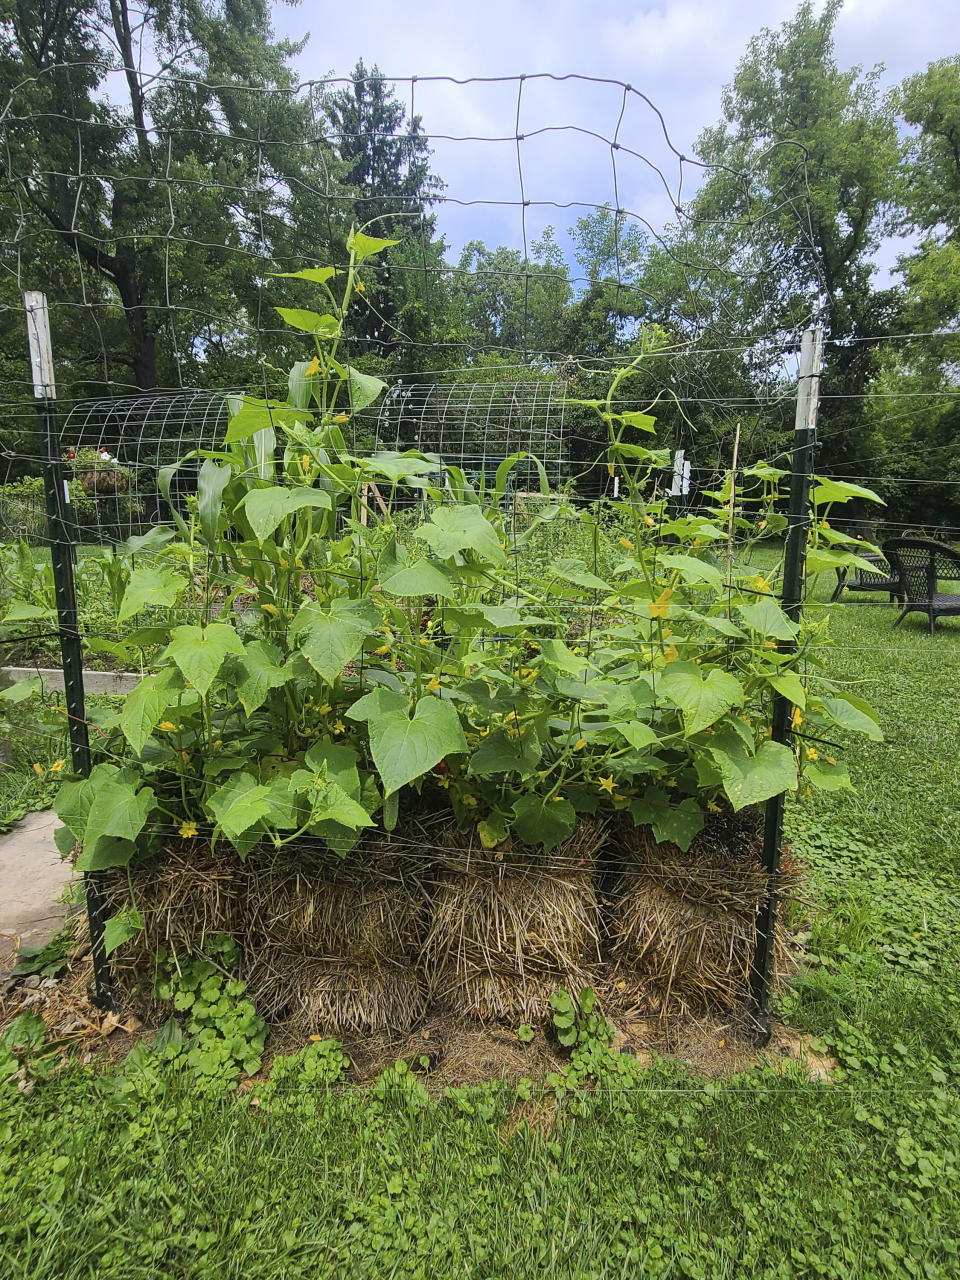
0 381 566 544
366 381 567 486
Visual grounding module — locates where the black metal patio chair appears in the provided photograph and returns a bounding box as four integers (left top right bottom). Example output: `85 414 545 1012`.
883 538 960 635
829 551 905 604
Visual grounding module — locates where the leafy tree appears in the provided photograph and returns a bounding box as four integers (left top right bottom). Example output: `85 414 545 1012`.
893 57 960 330
559 208 648 356
0 0 348 391
859 57 960 527
451 228 571 357
692 0 902 472
319 60 447 364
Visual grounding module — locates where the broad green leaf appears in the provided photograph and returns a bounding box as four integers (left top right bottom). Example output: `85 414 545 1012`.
54 769 100 841
820 697 884 741
103 908 145 957
271 266 338 284
630 788 705 852
224 398 311 444
346 365 387 412
124 527 176 555
708 734 797 810
197 458 232 548
610 442 671 464
274 307 339 335
349 693 467 795
239 486 331 545
346 687 407 723
2 601 53 623
804 761 853 792
659 662 744 736
767 670 807 708
478 814 511 849
810 478 884 507
685 611 746 639
744 461 788 480
313 780 374 830
511 794 576 853
806 547 884 576
348 229 399 260
291 599 380 684
360 452 441 484
53 825 77 857
539 639 598 677
549 558 610 592
82 770 156 861
658 554 724 589
0 676 41 703
207 773 273 841
120 667 184 754
468 726 542 779
414 505 506 566
165 623 244 697
262 775 305 830
738 595 799 640
612 721 660 751
0 1011 46 1051
76 836 137 872
621 411 657 432
234 640 289 716
288 771 373 830
118 566 186 624
303 742 362 798
378 558 456 600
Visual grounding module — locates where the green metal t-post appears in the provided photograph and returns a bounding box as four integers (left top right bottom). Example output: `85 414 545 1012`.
25 292 114 1010
750 325 823 1042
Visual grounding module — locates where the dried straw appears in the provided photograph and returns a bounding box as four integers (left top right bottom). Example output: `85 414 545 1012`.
424 819 606 1022
605 810 800 1013
242 848 425 961
104 830 429 1033
246 948 426 1034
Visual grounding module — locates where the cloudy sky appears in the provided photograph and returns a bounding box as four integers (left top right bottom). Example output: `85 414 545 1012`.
271 0 955 280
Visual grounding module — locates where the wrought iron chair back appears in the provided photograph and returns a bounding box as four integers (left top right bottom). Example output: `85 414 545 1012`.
882 538 960 634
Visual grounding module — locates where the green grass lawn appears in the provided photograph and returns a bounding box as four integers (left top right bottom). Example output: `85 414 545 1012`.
2 590 960 1279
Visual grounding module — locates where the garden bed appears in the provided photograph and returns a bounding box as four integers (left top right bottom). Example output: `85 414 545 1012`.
99 808 798 1038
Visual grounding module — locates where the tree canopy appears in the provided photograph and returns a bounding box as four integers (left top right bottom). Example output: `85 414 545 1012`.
0 2 958 522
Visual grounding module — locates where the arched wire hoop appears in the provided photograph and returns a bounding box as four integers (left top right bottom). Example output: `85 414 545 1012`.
0 381 566 544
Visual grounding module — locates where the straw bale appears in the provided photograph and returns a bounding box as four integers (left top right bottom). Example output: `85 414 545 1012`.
428 962 595 1024
102 842 244 981
423 819 606 1023
242 848 425 961
606 808 800 1012
245 948 425 1035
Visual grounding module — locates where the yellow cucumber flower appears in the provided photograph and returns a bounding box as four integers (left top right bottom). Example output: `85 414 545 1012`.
648 588 673 619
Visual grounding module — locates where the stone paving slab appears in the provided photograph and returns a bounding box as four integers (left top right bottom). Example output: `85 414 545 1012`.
0 810 76 949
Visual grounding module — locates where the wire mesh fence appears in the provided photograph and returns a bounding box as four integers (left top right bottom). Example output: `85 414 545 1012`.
0 49 956 1032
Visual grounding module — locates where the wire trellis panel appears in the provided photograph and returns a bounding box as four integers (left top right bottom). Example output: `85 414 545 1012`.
365 380 567 484
0 380 567 544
